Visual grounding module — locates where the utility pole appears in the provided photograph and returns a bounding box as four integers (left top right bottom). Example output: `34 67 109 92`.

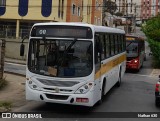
125 0 128 34
134 4 137 33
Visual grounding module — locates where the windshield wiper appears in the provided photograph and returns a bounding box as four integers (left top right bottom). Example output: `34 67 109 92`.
61 38 77 63
126 41 133 47
57 38 77 72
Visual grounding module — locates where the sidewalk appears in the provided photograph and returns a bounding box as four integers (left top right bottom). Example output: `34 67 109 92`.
5 58 26 65
0 73 26 112
150 69 160 78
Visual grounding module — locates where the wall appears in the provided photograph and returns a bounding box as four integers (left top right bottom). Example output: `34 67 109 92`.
4 38 28 60
0 0 67 22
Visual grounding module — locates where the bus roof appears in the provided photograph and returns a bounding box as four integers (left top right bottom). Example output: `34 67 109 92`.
33 22 125 34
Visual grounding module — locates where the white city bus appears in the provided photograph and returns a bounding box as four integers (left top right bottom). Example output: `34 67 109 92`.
20 22 126 107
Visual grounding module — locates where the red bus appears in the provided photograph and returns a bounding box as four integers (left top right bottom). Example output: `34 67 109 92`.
126 35 146 71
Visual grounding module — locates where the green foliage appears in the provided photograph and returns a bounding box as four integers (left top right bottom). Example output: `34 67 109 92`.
103 0 117 15
142 15 160 41
142 15 160 68
115 12 123 17
148 39 160 68
0 101 12 112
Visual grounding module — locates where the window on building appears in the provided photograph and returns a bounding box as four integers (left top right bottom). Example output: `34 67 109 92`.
87 5 89 15
19 0 29 17
87 5 91 15
98 18 101 25
78 7 80 16
94 17 97 25
0 0 6 6
61 0 64 19
58 0 61 18
72 4 76 14
82 0 83 11
96 0 99 10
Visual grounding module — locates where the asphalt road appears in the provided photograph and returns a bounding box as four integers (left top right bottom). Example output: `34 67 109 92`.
4 62 26 76
2 55 160 121
2 29 160 120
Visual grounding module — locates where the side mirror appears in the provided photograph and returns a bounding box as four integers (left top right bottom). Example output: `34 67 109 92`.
20 43 25 56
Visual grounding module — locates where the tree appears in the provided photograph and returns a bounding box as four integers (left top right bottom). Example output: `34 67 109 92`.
115 12 123 17
142 15 160 42
102 0 117 26
103 0 117 15
142 15 160 68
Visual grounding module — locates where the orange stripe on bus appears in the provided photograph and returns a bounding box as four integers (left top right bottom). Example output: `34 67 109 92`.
94 54 126 80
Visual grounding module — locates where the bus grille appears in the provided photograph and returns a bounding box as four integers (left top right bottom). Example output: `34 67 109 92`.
37 78 79 87
43 88 73 93
45 94 69 100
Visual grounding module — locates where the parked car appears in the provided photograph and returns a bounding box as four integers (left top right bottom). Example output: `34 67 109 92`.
155 75 160 107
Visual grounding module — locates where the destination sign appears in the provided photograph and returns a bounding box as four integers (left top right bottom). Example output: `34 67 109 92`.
31 25 93 39
126 37 135 40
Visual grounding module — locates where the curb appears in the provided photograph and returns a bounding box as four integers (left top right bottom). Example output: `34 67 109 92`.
5 61 26 65
4 71 26 77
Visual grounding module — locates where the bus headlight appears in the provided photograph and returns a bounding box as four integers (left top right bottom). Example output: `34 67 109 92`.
75 82 93 94
27 80 41 91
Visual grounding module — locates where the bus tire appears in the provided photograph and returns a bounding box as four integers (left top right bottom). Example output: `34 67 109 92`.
97 80 106 105
116 68 121 87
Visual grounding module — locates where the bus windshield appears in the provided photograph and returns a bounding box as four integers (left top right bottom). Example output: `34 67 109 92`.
28 39 93 78
126 41 138 57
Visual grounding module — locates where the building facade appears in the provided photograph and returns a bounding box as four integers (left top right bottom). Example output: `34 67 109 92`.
141 0 152 20
66 0 83 22
115 0 126 15
155 0 160 15
91 0 103 25
140 0 160 20
82 0 92 24
0 0 67 38
0 0 102 39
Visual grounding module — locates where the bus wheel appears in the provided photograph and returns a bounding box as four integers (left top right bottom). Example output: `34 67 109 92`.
97 80 106 105
116 69 121 87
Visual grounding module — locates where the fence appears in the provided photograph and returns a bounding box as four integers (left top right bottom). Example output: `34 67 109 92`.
0 25 31 39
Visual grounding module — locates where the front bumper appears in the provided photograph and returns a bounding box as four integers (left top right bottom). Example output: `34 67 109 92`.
126 63 139 70
155 92 160 102
26 82 95 107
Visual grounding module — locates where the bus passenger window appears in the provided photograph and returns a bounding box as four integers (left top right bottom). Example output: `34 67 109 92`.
99 34 105 60
105 34 110 58
110 35 115 56
94 35 101 64
115 35 118 54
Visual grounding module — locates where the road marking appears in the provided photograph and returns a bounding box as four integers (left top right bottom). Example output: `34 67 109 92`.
5 62 26 67
150 69 160 78
127 73 158 79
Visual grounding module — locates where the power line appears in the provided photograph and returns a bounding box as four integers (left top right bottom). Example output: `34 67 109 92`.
0 5 160 7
